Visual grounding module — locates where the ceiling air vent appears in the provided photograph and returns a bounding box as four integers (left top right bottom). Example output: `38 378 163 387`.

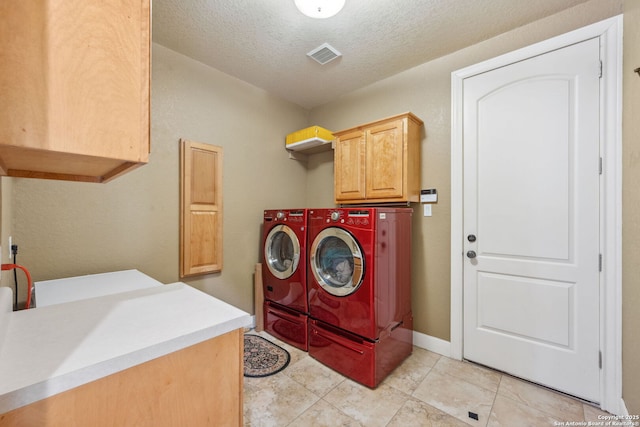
307 43 342 65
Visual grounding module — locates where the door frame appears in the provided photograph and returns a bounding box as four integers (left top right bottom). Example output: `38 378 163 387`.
450 16 623 413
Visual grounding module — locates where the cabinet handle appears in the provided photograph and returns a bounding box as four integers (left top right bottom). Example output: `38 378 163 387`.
267 309 299 324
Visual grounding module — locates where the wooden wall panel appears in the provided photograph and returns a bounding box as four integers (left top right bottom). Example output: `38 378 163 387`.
180 139 223 276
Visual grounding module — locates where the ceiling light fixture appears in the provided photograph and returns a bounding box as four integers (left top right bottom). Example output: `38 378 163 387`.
294 0 346 19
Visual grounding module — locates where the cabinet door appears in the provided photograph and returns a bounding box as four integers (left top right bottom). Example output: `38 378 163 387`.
0 0 150 183
0 330 243 426
365 119 405 200
180 140 223 277
334 130 366 202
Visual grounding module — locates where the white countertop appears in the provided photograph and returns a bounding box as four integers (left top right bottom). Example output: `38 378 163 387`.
34 269 163 307
0 277 251 414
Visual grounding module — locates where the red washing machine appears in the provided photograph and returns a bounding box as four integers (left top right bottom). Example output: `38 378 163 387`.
307 208 413 387
262 209 309 351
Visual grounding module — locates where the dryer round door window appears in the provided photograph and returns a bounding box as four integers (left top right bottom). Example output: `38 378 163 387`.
265 225 300 280
310 227 364 297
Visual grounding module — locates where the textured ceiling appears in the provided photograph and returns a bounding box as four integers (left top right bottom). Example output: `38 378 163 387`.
152 0 590 109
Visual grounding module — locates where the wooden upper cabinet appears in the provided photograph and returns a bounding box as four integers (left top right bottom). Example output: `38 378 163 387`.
333 113 423 204
0 0 150 183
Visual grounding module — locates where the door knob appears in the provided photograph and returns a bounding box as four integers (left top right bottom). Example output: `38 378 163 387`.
467 234 477 242
466 250 477 259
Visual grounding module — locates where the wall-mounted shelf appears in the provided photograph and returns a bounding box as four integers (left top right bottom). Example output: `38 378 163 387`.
285 126 334 160
287 138 334 161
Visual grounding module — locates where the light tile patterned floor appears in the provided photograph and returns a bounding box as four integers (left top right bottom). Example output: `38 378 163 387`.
244 331 610 427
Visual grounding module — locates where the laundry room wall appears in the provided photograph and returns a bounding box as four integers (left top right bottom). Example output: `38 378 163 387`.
0 179 13 285
307 0 622 343
622 0 640 415
2 43 309 313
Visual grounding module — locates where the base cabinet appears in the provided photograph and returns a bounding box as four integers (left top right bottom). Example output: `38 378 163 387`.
0 329 244 427
333 113 423 204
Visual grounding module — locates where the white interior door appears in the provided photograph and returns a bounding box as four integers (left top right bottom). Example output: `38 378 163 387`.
462 37 601 402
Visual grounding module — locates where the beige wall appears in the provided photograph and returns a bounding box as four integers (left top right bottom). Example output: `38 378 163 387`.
623 0 640 416
2 44 309 313
308 0 623 342
0 179 13 287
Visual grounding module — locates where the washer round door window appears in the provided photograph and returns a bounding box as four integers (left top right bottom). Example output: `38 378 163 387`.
310 228 364 296
265 225 300 280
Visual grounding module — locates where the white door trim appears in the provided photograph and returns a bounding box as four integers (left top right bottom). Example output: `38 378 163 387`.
450 15 623 413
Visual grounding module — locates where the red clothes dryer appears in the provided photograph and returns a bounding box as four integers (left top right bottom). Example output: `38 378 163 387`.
307 208 413 387
262 209 309 350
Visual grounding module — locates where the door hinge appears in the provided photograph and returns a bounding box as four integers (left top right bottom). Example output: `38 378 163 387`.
599 351 602 369
599 254 603 272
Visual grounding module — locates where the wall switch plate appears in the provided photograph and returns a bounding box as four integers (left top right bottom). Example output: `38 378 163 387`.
423 204 432 217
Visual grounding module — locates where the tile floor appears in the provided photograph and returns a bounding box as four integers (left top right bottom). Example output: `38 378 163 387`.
243 330 611 427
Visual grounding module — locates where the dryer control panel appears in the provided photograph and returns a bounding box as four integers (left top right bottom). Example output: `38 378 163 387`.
313 209 373 226
264 209 306 224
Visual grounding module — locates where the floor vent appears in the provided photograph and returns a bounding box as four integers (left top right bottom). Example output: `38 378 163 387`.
307 43 342 65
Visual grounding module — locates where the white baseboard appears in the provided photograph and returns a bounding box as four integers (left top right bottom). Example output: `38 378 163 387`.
249 315 256 330
253 315 452 359
619 398 629 416
412 330 452 358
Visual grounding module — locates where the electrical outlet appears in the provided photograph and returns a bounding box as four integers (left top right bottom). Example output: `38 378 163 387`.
8 236 12 260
